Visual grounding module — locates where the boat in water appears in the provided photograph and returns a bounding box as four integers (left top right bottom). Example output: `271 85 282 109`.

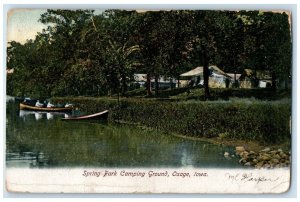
20 102 73 112
61 110 109 121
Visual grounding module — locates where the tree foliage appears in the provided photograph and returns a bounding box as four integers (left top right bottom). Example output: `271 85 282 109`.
6 10 292 98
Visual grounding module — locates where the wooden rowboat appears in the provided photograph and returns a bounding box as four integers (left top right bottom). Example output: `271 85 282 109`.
61 110 109 121
20 102 73 112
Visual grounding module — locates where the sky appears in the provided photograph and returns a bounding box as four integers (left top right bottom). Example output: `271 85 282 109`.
7 9 48 44
6 9 103 44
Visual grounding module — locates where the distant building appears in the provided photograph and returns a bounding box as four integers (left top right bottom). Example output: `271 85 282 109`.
239 69 272 88
133 74 176 89
133 74 147 87
180 65 233 88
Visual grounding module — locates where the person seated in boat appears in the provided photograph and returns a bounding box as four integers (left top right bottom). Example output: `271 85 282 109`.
23 97 31 104
47 101 55 108
65 103 73 108
23 97 30 102
35 100 44 107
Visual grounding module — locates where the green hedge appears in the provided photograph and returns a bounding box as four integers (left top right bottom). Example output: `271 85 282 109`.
53 97 291 144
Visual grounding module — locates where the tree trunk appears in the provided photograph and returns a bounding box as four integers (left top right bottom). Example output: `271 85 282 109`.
155 75 159 96
285 76 288 90
233 58 237 88
234 72 237 88
271 70 277 91
253 70 258 88
146 74 152 96
121 73 127 95
97 85 100 96
202 47 210 100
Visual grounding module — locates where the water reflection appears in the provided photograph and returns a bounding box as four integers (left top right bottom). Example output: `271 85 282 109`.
46 113 53 120
180 148 193 167
19 110 69 121
6 152 49 168
35 113 43 120
19 109 31 117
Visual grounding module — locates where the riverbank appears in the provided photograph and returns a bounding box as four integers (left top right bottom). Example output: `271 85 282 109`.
172 131 291 169
53 96 291 142
172 133 291 152
119 120 291 166
119 119 290 151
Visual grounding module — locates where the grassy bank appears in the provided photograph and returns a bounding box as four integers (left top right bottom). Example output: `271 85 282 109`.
53 96 291 146
124 87 291 101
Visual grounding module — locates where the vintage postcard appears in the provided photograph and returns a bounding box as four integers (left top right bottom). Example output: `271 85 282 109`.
5 8 292 194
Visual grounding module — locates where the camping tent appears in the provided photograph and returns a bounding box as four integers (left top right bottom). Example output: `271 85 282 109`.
180 65 233 88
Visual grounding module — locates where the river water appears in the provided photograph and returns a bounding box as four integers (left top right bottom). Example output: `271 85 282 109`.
6 99 242 168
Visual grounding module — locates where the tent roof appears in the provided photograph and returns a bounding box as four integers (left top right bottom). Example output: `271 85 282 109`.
180 67 203 77
180 65 229 77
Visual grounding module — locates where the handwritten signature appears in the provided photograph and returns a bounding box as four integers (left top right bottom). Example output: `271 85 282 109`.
226 172 279 184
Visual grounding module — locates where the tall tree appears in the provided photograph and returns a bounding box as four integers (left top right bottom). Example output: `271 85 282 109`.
100 10 141 95
136 11 194 96
213 12 245 87
39 9 96 96
240 11 291 89
192 11 233 99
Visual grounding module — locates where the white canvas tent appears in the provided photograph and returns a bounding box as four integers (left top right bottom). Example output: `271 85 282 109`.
180 65 233 88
